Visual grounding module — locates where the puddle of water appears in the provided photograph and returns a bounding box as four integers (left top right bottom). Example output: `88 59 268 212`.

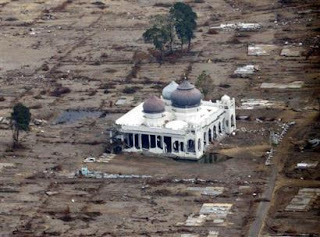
174 153 233 164
54 109 103 124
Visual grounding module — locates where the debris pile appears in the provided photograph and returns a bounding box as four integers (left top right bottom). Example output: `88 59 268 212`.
260 81 304 89
211 23 261 31
234 65 259 77
280 47 302 57
84 153 116 163
76 167 152 179
248 44 277 56
178 203 232 227
187 187 224 196
285 188 320 211
239 99 285 110
296 161 318 169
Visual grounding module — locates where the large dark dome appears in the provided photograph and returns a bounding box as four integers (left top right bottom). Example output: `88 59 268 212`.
143 96 165 114
171 80 202 108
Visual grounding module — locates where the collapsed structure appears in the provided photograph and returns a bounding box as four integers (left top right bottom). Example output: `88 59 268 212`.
111 80 236 160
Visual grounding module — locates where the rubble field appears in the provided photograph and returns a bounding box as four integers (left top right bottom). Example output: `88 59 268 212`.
0 0 319 236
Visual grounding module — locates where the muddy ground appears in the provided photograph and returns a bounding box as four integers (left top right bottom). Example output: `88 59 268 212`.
0 0 319 236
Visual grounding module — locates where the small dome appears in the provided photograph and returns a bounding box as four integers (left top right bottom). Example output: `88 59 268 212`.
162 81 178 100
171 80 202 108
221 95 231 103
143 96 165 114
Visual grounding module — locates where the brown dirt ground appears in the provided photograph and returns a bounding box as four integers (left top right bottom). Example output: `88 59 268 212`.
0 0 319 236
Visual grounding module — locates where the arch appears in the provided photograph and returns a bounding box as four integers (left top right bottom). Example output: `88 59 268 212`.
157 136 163 149
208 128 212 142
218 122 222 134
128 133 134 147
173 141 179 152
164 136 172 153
213 126 217 139
187 139 195 152
180 142 184 152
135 134 140 149
203 132 207 146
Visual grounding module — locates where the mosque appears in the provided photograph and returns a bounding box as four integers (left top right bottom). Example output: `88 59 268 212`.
111 80 236 160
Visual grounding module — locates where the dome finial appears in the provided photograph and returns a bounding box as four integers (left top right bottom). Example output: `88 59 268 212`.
184 73 187 81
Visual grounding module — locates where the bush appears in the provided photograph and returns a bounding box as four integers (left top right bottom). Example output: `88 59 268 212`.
122 86 137 94
50 87 71 97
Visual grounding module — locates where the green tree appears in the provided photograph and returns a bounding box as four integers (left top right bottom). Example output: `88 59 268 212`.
195 71 214 99
143 26 169 61
170 2 197 51
151 14 175 53
11 103 31 147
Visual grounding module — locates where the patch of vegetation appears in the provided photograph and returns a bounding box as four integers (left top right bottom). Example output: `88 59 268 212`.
143 2 197 62
11 103 31 148
195 71 214 99
50 86 71 97
122 86 141 94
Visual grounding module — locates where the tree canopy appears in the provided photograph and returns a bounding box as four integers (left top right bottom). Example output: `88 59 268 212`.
142 2 197 58
11 103 31 147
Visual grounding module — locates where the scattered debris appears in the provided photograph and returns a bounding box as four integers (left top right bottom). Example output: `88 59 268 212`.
280 47 302 57
76 167 152 179
179 203 232 227
265 148 274 166
84 154 116 163
115 96 134 106
199 203 232 216
285 188 320 211
46 191 59 196
234 65 259 77
211 23 261 31
0 163 15 172
296 162 318 169
187 187 224 196
239 99 285 110
184 214 207 227
0 117 10 125
33 118 48 126
308 139 320 147
248 44 277 56
207 231 219 237
260 81 303 89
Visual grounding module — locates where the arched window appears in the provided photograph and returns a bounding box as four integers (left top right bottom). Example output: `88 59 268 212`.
187 139 195 152
180 142 184 152
208 129 212 142
231 114 235 127
173 141 179 152
213 126 217 139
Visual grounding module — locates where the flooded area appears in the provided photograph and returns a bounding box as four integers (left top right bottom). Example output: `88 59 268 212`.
174 153 233 164
54 109 103 124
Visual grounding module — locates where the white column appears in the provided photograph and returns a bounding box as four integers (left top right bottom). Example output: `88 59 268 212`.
132 133 135 147
205 130 209 145
138 134 142 150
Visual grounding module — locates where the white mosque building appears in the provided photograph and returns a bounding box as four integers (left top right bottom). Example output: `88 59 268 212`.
111 80 236 160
